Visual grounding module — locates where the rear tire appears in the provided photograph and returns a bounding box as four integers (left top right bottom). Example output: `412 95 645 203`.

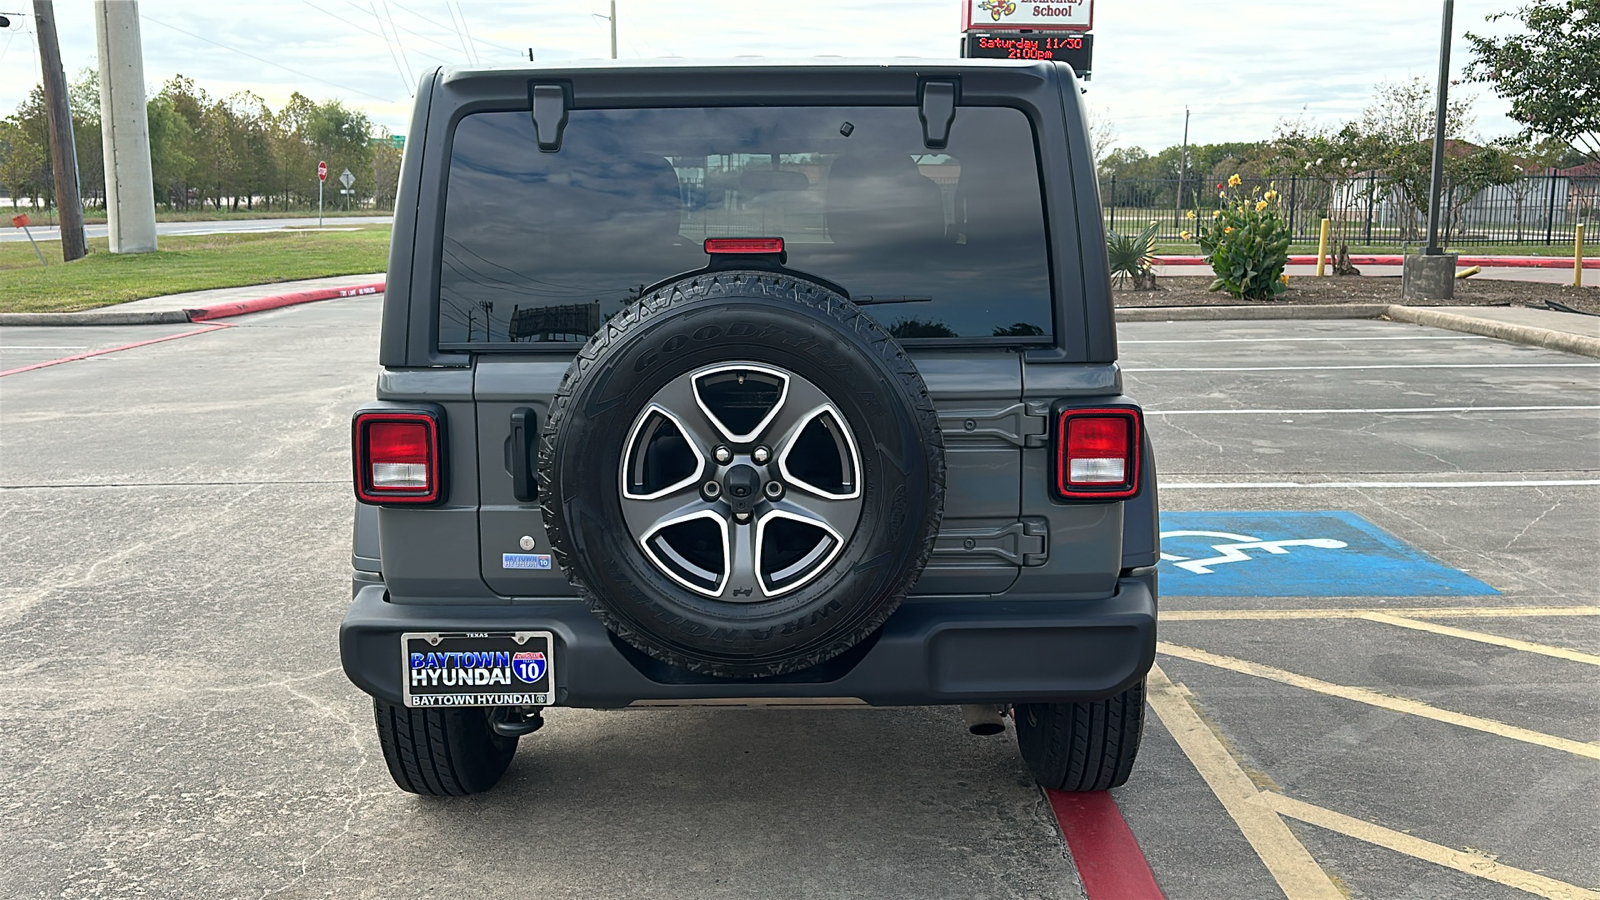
373 700 518 796
1014 680 1145 792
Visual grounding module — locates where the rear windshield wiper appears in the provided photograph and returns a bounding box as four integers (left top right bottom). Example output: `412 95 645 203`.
852 296 933 305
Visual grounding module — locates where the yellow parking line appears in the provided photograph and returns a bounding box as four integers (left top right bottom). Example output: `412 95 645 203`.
1145 666 1346 900
1264 793 1600 900
1157 642 1600 760
1163 606 1600 622
1358 612 1600 666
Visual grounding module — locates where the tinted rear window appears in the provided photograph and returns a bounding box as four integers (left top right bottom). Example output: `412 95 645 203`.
438 105 1051 346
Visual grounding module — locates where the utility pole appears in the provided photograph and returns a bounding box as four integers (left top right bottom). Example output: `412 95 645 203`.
1173 107 1189 227
33 0 86 261
593 1 616 59
95 0 157 254
1423 0 1454 254
1404 0 1458 299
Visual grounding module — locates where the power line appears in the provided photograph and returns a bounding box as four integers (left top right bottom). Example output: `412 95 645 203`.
443 0 472 64
301 1 453 69
387 0 523 56
139 14 395 104
454 1 480 64
380 2 415 85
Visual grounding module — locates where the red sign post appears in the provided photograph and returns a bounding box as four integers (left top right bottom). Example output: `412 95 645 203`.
317 160 328 226
318 160 328 182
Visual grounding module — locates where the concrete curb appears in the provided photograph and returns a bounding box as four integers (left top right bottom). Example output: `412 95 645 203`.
1382 305 1600 359
0 309 193 326
0 281 385 327
1116 304 1391 321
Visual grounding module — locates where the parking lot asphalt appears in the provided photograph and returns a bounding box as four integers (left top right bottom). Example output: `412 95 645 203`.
2 301 1596 899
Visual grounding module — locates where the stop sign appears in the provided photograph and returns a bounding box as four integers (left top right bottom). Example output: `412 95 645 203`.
317 161 328 182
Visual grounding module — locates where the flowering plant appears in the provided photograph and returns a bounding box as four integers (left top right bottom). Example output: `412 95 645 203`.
1188 176 1291 300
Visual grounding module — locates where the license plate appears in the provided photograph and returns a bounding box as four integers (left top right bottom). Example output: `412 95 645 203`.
400 631 555 708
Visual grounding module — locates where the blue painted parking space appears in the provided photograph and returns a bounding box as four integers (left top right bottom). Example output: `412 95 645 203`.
1158 511 1499 597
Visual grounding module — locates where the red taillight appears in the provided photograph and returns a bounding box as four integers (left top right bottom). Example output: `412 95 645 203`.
354 412 443 504
1054 408 1140 500
704 237 785 254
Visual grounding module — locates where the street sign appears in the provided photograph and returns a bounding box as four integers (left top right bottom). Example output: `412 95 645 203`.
11 214 29 228
317 160 328 182
965 31 1093 75
964 0 1092 31
339 168 354 189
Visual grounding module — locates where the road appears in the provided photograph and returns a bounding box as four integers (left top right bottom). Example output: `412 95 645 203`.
2 300 1596 898
0 215 393 243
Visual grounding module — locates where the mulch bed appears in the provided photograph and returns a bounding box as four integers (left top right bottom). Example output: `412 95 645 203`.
1116 275 1600 316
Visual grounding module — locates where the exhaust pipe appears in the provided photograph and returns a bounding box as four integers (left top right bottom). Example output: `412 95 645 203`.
961 704 1007 736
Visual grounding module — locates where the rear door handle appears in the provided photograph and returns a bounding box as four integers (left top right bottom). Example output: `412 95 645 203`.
509 407 537 502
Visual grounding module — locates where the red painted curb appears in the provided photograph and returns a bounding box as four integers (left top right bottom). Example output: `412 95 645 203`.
1047 790 1166 900
0 324 231 378
1155 255 1598 269
186 281 385 321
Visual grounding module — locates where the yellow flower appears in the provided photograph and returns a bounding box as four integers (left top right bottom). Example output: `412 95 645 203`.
1185 210 1196 219
1212 210 1223 219
1181 230 1192 240
1224 226 1234 233
1255 200 1268 212
1227 174 1242 187
1279 273 1290 285
1263 190 1278 202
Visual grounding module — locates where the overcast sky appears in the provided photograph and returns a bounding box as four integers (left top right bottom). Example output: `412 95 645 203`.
0 1 1524 153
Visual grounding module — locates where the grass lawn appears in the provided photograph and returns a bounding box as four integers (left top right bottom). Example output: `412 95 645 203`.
0 226 390 313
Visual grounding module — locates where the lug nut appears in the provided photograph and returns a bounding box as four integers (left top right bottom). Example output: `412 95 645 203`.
703 480 722 499
764 480 784 499
752 446 771 464
714 446 733 464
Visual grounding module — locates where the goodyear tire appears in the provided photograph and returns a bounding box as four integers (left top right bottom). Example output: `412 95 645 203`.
539 270 944 677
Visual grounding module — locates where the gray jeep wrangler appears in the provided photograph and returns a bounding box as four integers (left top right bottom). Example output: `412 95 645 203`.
340 59 1159 797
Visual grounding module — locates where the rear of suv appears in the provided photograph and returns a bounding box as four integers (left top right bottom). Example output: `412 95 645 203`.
341 59 1159 797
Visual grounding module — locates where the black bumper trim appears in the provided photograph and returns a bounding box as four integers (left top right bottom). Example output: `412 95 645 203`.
340 577 1156 707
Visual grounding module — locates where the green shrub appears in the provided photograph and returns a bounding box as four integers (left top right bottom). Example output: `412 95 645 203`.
1190 175 1292 300
1107 221 1159 290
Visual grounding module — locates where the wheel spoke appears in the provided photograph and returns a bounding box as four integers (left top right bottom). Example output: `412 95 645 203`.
759 376 835 452
766 494 860 540
722 518 761 601
648 374 726 455
620 485 717 539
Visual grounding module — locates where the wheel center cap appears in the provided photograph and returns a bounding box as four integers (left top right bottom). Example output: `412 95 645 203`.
722 464 761 513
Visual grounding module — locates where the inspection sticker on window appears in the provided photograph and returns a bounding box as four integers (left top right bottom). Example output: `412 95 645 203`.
1158 511 1498 597
503 553 552 570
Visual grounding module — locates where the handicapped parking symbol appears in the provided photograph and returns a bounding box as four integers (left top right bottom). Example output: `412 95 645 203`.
1157 512 1498 597
1160 530 1349 575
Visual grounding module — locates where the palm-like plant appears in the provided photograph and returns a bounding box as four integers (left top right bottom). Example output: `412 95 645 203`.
1107 222 1159 290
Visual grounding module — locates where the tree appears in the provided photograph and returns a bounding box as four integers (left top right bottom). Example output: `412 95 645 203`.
1467 0 1600 164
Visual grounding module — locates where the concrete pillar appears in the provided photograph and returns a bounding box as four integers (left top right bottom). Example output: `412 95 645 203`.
1402 252 1458 301
95 0 157 253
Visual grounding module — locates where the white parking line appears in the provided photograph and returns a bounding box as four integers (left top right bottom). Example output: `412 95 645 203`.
1127 363 1600 372
1121 336 1490 344
1150 405 1600 415
1163 479 1600 489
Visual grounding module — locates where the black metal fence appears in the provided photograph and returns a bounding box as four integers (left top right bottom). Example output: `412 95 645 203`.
1100 174 1599 248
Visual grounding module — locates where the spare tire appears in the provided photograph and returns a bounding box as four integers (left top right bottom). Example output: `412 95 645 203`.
539 270 944 677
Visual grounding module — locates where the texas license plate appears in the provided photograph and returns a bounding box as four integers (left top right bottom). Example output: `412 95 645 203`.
400 631 555 708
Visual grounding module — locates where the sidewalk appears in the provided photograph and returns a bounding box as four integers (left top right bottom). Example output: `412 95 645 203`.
1117 301 1600 358
0 273 385 326
3 271 1596 359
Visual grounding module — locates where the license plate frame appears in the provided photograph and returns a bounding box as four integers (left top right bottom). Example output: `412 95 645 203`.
400 631 555 708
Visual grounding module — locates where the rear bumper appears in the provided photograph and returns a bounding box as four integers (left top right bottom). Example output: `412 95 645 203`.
340 575 1157 707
